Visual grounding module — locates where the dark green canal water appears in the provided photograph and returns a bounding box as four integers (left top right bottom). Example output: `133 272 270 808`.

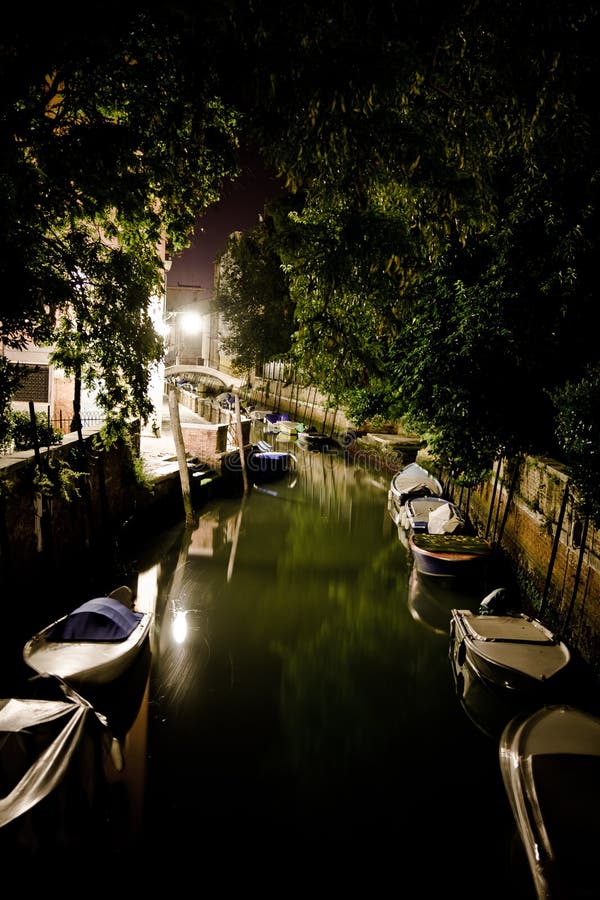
2 438 544 895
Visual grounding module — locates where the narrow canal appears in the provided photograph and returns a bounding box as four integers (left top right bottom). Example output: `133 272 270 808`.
3 435 547 896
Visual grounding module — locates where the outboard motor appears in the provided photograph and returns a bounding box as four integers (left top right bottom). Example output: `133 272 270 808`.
478 587 510 616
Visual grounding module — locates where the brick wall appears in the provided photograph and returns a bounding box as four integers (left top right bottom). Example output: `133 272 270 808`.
181 422 228 458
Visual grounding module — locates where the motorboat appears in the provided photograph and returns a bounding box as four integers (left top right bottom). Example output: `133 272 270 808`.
23 587 153 687
225 441 296 485
276 419 305 437
263 412 304 435
449 601 571 694
499 704 600 899
387 462 443 526
247 447 295 483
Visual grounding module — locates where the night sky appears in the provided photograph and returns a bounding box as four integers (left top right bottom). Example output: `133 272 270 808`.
167 153 282 292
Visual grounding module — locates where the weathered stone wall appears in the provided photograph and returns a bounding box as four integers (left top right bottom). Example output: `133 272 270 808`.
0 425 146 594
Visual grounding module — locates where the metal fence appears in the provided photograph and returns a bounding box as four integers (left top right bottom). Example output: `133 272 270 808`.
51 413 107 435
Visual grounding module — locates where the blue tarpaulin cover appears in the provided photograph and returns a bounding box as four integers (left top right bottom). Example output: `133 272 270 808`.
52 597 143 643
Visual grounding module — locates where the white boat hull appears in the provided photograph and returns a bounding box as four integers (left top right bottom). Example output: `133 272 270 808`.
387 462 443 526
451 609 571 693
23 591 153 686
500 704 600 899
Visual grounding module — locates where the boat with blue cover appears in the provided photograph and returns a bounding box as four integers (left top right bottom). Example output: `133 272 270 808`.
23 587 153 686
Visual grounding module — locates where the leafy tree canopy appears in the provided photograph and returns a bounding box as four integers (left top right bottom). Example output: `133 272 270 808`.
3 0 600 518
216 0 600 502
1 5 241 425
215 203 295 373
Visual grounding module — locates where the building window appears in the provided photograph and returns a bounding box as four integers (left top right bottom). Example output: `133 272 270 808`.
12 365 50 403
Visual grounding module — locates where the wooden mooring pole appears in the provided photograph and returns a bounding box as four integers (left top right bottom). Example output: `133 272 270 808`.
168 390 194 525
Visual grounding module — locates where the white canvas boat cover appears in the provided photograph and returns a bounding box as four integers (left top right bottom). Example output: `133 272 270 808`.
0 695 103 827
427 502 464 534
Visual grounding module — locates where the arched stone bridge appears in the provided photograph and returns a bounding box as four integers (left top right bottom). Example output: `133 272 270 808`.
164 365 245 392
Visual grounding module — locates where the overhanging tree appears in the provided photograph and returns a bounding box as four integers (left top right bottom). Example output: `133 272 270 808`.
1 7 241 435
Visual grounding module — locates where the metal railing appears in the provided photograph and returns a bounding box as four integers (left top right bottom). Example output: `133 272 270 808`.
51 413 107 435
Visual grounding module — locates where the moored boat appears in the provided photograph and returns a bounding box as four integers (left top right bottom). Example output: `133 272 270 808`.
0 681 107 830
263 412 304 435
276 419 305 437
247 448 294 483
401 496 465 534
499 704 600 899
387 462 443 526
410 532 493 577
296 429 340 452
449 602 572 694
23 588 153 687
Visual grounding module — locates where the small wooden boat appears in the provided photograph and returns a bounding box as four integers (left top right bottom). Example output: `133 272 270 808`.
264 413 305 435
263 412 285 433
449 604 571 694
387 462 443 526
276 419 305 437
23 587 153 687
410 532 493 577
499 704 600 899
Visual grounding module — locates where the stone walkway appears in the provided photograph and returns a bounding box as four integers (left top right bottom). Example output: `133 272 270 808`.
139 398 208 477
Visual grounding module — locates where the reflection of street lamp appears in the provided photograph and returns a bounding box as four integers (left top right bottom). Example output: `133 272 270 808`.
172 609 187 644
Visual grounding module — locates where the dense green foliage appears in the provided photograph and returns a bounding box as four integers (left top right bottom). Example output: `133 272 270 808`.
2 2 600 519
215 209 295 371
1 6 240 428
215 1 600 509
8 411 62 451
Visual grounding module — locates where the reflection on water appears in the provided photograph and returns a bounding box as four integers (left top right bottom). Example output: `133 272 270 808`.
129 440 536 896
407 566 486 635
2 437 537 895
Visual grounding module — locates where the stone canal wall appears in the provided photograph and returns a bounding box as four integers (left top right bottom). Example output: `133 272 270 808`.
0 426 142 592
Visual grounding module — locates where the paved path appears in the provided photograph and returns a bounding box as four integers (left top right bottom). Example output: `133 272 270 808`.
140 398 209 475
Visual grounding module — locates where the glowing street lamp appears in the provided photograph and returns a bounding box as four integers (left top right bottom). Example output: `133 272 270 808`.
163 309 204 364
180 311 202 336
